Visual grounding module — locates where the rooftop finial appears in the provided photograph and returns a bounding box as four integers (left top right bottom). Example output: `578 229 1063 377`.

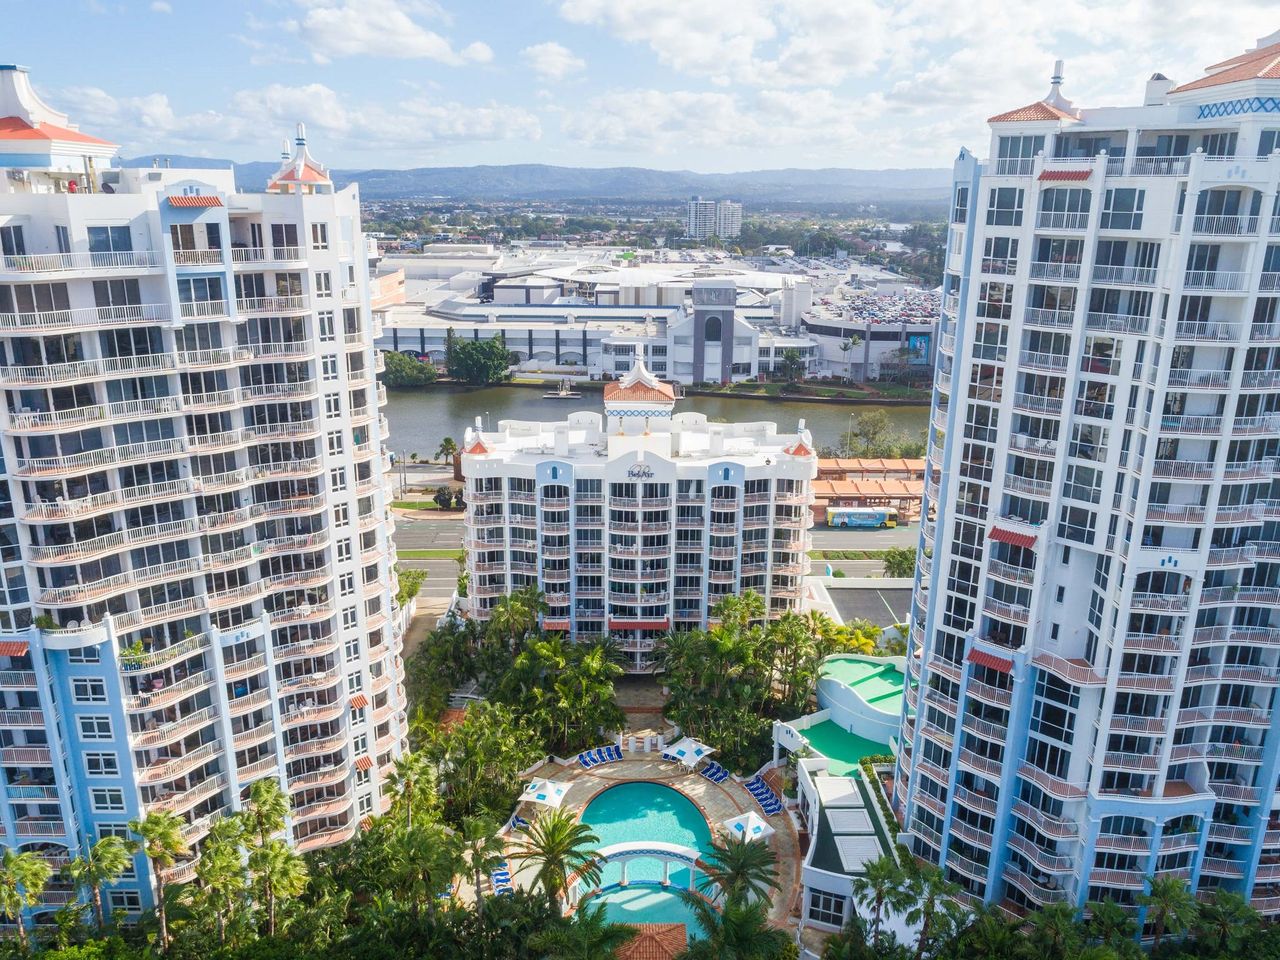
280 137 291 161
295 122 306 147
1045 59 1074 112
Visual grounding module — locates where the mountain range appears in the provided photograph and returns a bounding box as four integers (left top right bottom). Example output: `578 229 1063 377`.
120 156 951 203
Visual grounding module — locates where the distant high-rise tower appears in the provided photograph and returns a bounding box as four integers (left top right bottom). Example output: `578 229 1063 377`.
0 66 408 926
685 198 741 240
897 33 1280 923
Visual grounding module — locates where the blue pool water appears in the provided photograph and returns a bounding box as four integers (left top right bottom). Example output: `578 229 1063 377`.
579 782 714 935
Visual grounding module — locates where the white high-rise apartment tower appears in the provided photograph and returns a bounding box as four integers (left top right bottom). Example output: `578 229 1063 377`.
685 198 741 240
0 66 408 923
896 33 1280 921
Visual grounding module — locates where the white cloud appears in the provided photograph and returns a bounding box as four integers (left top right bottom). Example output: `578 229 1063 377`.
521 42 586 81
150 1 172 12
285 0 492 65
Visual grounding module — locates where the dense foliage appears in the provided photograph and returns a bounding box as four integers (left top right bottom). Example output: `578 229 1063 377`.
821 409 928 460
661 593 879 772
445 330 512 385
379 349 437 388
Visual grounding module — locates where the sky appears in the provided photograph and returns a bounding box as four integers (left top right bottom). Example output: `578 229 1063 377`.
6 0 1280 172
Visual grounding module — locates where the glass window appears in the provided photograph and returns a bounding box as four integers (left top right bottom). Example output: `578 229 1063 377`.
808 889 847 926
1101 189 1145 230
986 188 1024 226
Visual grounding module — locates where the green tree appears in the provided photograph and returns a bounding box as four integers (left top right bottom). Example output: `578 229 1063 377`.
849 854 910 950
1138 874 1198 952
459 817 506 926
0 848 52 952
435 437 459 463
248 839 308 937
384 823 459 919
903 861 963 960
434 485 455 510
447 335 511 385
128 811 190 949
191 825 249 945
240 777 290 848
778 348 807 384
696 834 778 904
486 585 549 651
882 547 916 579
422 701 541 822
676 894 791 959
381 349 438 387
386 752 438 831
1026 901 1083 960
1192 888 1257 955
63 836 130 930
510 808 602 910
1085 898 1137 952
528 902 637 960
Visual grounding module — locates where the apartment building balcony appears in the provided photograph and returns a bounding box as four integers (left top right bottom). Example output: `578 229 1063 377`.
234 723 277 751
0 249 165 278
37 556 202 605
137 740 222 785
289 761 350 791
1017 349 1070 374
0 301 170 334
0 670 36 690
1019 763 1085 800
1232 413 1280 436
1009 832 1074 873
1185 662 1280 685
1202 585 1280 606
13 818 69 839
0 352 178 388
14 437 187 479
224 653 268 681
1171 741 1264 763
1008 433 1058 458
1171 320 1241 343
125 669 215 713
1087 868 1147 889
284 731 348 761
1115 670 1176 692
132 705 219 749
1177 705 1270 727
1143 503 1206 525
1003 865 1070 905
1036 211 1089 231
1092 264 1157 287
236 295 310 316
982 597 1030 624
1085 311 1150 334
1158 414 1222 437
0 709 44 730
1028 261 1082 282
1102 751 1161 772
1201 856 1248 878
1012 800 1078 841
151 772 228 814
1180 214 1259 236
966 678 1013 708
1003 473 1053 499
8 396 181 433
1184 270 1247 292
293 795 354 823
296 822 356 853
178 298 229 320
1032 651 1105 686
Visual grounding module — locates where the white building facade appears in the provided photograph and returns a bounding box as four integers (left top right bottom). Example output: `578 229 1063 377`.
685 198 742 240
896 35 1280 920
460 362 816 671
0 66 407 921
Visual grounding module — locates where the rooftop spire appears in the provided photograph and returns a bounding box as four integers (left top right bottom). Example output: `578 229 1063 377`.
1045 59 1074 112
280 137 291 161
296 122 306 147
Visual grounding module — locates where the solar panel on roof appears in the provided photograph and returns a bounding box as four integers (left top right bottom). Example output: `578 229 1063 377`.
828 809 874 834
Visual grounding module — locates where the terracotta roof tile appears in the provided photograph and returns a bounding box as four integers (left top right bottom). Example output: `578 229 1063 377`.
1172 41 1280 92
782 440 814 458
1038 169 1092 181
987 101 1076 123
464 439 489 455
0 116 116 146
603 381 677 403
617 923 688 960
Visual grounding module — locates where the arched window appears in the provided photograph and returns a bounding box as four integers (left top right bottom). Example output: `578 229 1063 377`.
705 315 722 341
550 466 559 480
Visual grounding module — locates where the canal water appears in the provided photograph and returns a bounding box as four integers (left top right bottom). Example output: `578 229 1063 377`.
382 384 930 458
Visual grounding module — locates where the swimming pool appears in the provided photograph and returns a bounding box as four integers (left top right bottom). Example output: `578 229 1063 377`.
579 781 713 934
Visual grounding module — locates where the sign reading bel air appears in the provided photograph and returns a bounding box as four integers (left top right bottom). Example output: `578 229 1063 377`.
626 463 655 479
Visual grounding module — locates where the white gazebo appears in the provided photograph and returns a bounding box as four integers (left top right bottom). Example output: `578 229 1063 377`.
721 811 775 843
521 779 572 809
668 737 715 768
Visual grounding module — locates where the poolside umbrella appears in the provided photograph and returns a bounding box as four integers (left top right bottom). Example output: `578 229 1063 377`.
721 811 775 842
521 779 572 809
670 737 716 768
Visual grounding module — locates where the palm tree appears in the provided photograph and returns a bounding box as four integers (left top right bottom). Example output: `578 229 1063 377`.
459 817 506 923
248 838 308 937
384 823 459 919
529 901 637 960
1138 874 1198 951
194 833 248 945
0 849 51 951
386 752 430 831
1192 888 1256 955
63 835 130 929
677 893 791 959
435 437 459 463
849 854 910 949
957 906 1020 960
697 834 778 904
129 810 190 948
240 776 290 847
510 808 602 911
1027 901 1082 960
1085 898 1136 949
903 862 963 960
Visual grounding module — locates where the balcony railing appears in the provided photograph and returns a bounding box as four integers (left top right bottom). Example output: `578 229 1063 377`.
1184 270 1247 291
0 250 163 274
1092 264 1157 286
0 302 170 333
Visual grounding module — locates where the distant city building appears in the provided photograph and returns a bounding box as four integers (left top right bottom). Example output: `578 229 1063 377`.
897 33 1280 921
685 198 742 240
459 361 816 670
0 66 407 923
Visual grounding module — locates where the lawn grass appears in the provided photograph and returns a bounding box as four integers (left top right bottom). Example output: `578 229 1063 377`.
398 549 465 560
392 500 445 510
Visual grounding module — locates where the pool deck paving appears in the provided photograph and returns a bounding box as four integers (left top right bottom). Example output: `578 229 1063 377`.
506 753 803 929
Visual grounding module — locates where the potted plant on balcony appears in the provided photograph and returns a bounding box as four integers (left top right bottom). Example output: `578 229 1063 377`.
119 640 146 667
33 615 57 632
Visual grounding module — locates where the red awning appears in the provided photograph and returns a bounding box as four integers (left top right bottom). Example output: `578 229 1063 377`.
349 694 369 710
988 526 1038 549
608 619 670 631
167 195 223 207
1038 169 1092 181
967 648 1014 673
359 816 373 830
354 755 373 771
0 641 29 657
